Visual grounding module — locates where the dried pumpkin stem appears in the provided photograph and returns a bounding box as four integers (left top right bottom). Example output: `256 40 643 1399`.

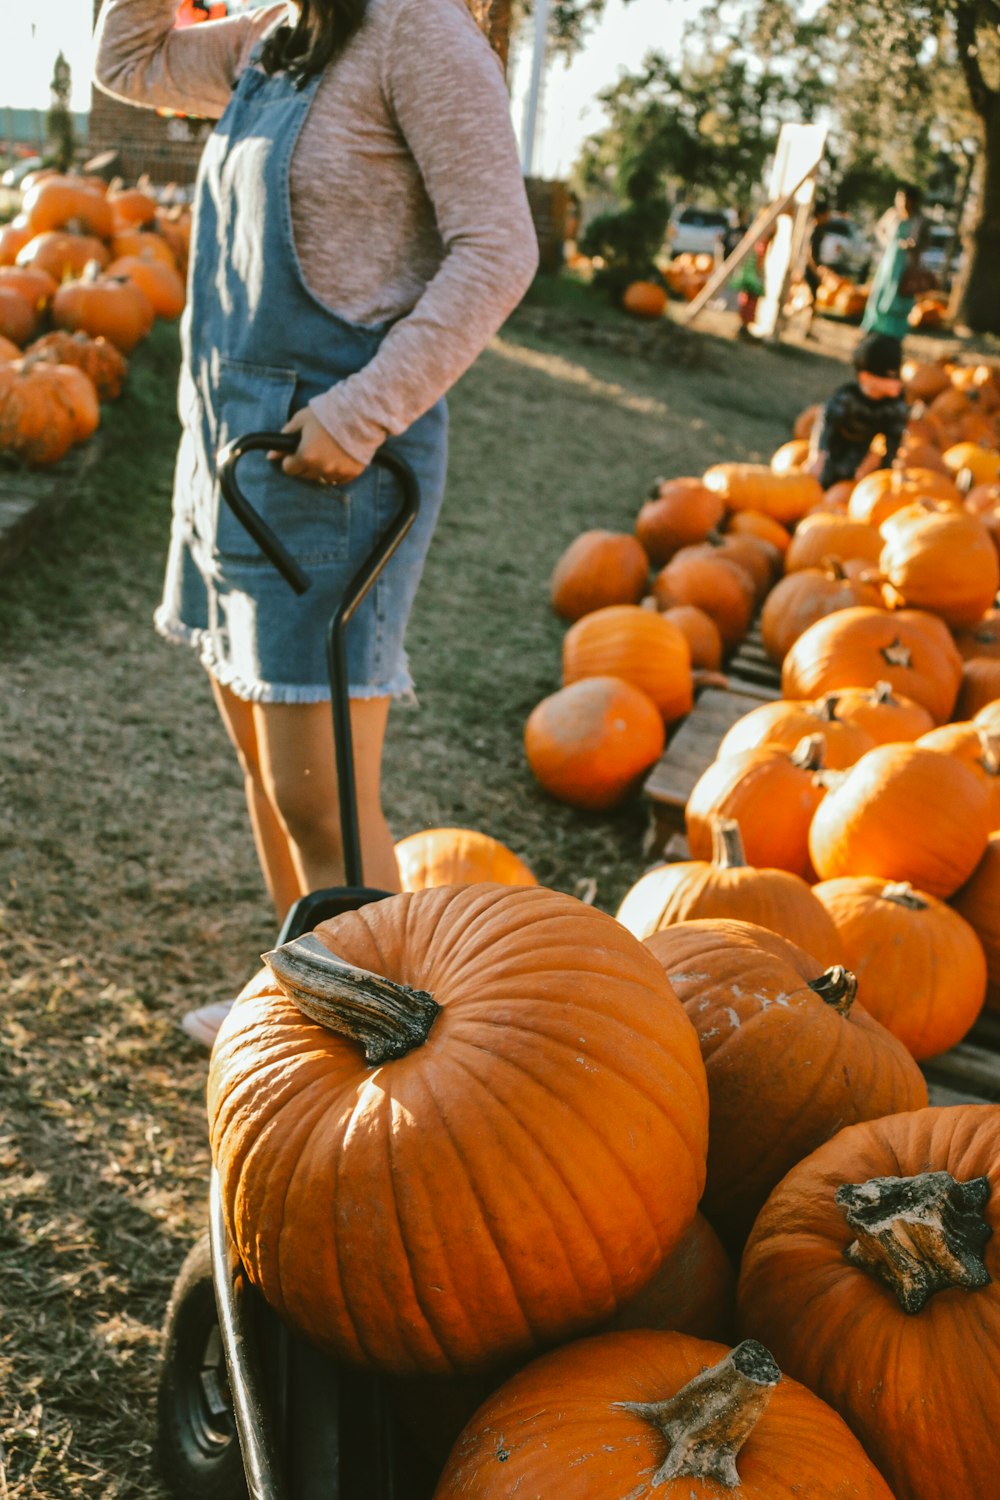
977 731 1000 778
815 693 842 722
263 932 440 1065
872 680 896 703
881 639 913 669
808 966 857 1015
711 817 748 869
881 882 928 911
616 1340 780 1487
836 1171 993 1315
790 733 826 773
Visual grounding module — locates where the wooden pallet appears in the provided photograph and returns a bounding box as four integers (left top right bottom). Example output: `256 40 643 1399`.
640 628 1000 1108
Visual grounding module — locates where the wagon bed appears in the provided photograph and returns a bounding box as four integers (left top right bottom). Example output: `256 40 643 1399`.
642 622 1000 1109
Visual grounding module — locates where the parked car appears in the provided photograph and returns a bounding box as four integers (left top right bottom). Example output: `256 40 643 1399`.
1 156 43 190
922 223 965 285
667 205 731 257
817 216 871 278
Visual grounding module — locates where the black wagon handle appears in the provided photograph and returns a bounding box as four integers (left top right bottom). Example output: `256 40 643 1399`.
216 430 421 893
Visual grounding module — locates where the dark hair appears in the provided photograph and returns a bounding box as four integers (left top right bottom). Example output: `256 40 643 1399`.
814 197 830 216
853 332 902 379
898 182 923 209
259 0 368 84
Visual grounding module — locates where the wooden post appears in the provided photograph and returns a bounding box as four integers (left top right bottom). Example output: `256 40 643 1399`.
466 0 514 73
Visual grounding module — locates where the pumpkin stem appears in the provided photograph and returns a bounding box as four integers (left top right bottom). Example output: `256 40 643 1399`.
872 680 896 704
615 1340 780 1487
808 966 857 1015
789 733 826 773
881 882 929 911
977 731 1000 778
815 693 842 723
263 932 440 1065
836 1172 992 1315
881 639 913 669
711 817 748 870
819 556 847 580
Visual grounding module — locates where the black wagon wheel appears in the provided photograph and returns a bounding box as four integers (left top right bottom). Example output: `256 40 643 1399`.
156 1233 249 1500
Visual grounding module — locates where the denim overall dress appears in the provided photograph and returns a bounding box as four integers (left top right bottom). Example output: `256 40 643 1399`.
154 49 448 703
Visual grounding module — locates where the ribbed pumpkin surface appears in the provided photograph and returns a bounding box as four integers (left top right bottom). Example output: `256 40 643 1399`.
209 885 708 1376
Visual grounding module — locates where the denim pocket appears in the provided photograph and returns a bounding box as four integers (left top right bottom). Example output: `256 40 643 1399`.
210 357 351 565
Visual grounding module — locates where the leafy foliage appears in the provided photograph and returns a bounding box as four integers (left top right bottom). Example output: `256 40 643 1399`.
46 52 75 174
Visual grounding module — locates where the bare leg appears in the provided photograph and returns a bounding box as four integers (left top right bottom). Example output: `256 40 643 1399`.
254 696 401 895
210 678 304 918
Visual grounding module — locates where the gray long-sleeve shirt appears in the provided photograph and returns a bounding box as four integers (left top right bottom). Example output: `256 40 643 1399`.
94 0 539 462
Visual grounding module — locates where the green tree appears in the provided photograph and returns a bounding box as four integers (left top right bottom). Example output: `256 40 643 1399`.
46 51 75 173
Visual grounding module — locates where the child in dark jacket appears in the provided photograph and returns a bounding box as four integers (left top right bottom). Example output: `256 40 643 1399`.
808 332 909 489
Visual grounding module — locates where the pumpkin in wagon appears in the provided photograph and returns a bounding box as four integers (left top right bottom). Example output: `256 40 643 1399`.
207 885 709 1375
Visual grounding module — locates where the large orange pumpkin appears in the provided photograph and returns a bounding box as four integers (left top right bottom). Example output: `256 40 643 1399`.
208 885 709 1375
727 509 791 553
0 359 84 465
917 721 1000 828
622 280 667 318
877 501 999 626
848 466 961 527
808 743 991 898
716 695 875 770
738 1105 1000 1500
702 464 823 523
394 828 536 891
22 175 114 240
812 876 986 1058
0 287 37 347
685 738 828 879
616 816 841 962
652 548 754 648
16 230 111 280
52 269 154 354
951 831 1000 1011
954 656 1000 719
524 676 665 810
563 605 692 721
643 919 927 1251
549 530 649 621
657 604 722 670
760 561 884 664
942 440 1000 486
635 479 725 565
781 606 963 723
433 1331 895 1498
0 265 59 315
783 513 883 573
22 330 128 401
105 253 186 321
823 680 934 744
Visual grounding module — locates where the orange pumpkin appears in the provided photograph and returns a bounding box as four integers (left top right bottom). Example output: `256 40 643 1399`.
108 228 179 268
52 269 154 354
902 358 952 403
208 885 709 1374
781 606 963 724
0 335 20 362
918 721 1000 828
658 604 722 670
622 280 667 318
644 919 927 1250
0 265 59 315
524 676 665 810
727 510 791 553
878 501 999 626
812 877 986 1058
108 186 159 230
434 1331 896 1498
952 832 1000 1010
652 548 754 648
955 657 1000 719
953 610 1000 661
760 560 883 664
685 737 828 879
808 743 991 898
0 220 33 267
550 529 649 621
0 287 37 347
717 696 875 770
605 1212 735 1344
22 175 114 240
848 466 961 527
22 330 128 401
770 438 809 474
738 1105 1000 1500
635 478 725 565
822 680 934 744
616 816 841 962
105 254 186 320
942 440 1000 486
702 463 823 523
16 230 111 281
783 513 883 573
0 359 85 465
562 604 692 721
394 828 536 891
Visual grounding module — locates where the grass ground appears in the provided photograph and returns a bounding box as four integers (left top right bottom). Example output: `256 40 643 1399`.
0 283 964 1497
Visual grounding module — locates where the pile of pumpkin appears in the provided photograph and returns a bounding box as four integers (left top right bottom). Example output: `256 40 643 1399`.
663 250 716 301
202 811 999 1497
0 170 190 466
813 266 870 321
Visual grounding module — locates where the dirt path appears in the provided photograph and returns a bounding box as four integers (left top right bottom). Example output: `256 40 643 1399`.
0 305 940 1497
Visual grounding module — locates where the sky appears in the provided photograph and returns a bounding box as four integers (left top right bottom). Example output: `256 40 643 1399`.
2 0 698 176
